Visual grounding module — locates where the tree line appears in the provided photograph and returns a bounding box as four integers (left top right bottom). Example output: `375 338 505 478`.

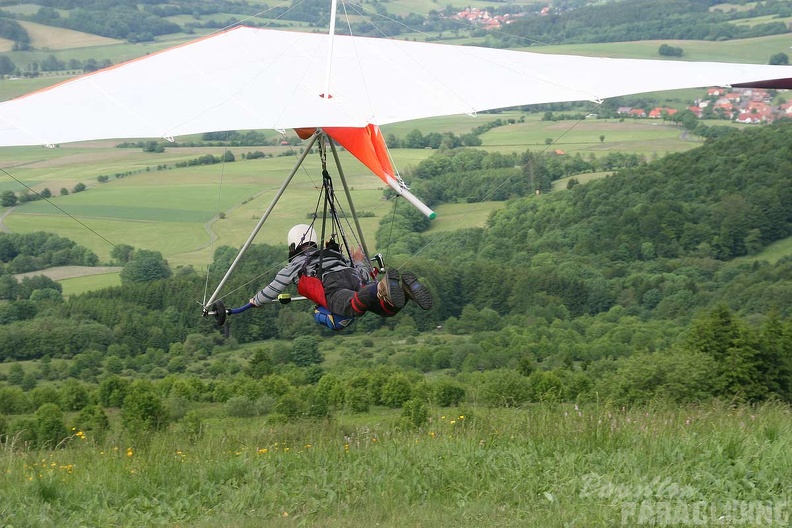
0 232 98 276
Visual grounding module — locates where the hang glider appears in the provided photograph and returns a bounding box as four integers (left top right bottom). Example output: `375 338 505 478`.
1 26 791 148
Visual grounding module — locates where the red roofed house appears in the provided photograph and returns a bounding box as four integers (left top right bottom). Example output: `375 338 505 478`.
648 107 678 119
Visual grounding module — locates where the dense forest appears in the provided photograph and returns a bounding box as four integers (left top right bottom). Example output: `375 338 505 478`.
2 122 792 439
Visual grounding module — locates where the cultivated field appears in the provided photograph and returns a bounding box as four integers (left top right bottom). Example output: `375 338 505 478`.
16 20 122 50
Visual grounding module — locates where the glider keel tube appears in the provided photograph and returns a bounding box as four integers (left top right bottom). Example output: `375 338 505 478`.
386 177 436 219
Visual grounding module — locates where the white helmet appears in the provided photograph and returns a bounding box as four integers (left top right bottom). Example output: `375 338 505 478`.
287 224 318 251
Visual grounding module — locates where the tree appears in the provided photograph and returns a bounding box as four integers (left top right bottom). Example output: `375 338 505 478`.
0 55 15 76
1 191 17 208
59 379 90 411
658 44 683 57
120 250 172 284
686 306 765 400
73 183 86 193
290 336 323 367
246 347 274 379
769 53 789 65
98 375 130 407
7 364 24 385
110 244 135 265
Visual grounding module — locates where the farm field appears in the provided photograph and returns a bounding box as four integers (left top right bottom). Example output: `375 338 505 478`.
0 143 435 267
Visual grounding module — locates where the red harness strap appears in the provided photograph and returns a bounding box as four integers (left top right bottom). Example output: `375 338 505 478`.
297 276 328 308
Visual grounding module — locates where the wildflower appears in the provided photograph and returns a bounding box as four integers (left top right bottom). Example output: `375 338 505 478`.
458 415 465 420
450 420 456 425
304 444 312 449
282 511 289 518
441 416 446 420
257 448 268 454
126 447 134 457
429 432 436 438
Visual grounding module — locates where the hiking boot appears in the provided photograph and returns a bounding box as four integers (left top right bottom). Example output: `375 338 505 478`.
377 269 405 309
401 272 433 310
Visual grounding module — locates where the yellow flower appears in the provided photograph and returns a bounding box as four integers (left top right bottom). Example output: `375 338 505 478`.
282 511 289 518
257 448 268 454
459 415 465 420
126 448 134 457
304 444 312 449
450 420 456 425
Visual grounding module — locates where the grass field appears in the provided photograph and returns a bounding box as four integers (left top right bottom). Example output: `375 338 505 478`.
59 271 121 296
0 144 435 267
524 34 792 63
1 401 790 526
17 20 122 50
735 236 792 265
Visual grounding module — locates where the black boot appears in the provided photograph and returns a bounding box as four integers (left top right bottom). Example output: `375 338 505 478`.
401 272 433 310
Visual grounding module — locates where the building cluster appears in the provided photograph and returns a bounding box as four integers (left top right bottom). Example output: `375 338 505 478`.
617 87 792 124
449 8 522 30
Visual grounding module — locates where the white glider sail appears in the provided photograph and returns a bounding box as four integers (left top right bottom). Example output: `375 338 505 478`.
0 26 791 147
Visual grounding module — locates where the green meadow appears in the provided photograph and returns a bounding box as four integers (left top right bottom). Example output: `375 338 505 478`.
59 271 121 296
526 34 792 63
2 144 435 267
2 402 791 527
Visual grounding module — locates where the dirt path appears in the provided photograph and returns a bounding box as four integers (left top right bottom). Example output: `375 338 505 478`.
0 206 14 233
14 265 122 281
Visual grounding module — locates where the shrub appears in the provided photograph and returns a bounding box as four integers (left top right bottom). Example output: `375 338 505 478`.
381 374 413 407
432 378 466 407
121 383 169 432
479 369 531 407
35 403 68 448
401 398 429 429
225 396 256 418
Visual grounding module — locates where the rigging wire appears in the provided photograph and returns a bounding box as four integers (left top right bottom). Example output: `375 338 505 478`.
0 167 120 252
201 134 232 306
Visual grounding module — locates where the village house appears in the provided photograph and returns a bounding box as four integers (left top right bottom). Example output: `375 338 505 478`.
648 107 678 118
